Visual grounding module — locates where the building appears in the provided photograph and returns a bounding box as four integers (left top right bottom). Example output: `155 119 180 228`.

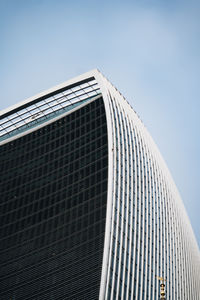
0 70 199 300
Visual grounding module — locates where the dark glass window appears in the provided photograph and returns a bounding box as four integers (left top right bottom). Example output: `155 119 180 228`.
0 97 108 300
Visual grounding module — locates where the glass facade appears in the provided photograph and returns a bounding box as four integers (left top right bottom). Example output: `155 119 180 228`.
0 97 108 300
1 70 199 300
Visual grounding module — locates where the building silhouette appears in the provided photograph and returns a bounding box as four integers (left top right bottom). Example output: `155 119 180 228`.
0 70 199 299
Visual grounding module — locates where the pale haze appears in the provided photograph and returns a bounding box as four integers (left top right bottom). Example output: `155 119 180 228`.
0 0 199 246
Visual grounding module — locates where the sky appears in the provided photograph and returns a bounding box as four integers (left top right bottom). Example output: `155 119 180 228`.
0 0 199 246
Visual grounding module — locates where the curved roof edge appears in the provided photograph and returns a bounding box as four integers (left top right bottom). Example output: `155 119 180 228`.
0 69 101 118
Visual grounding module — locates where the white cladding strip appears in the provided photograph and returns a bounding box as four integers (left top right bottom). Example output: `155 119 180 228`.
124 112 134 299
138 128 149 300
115 102 126 299
94 74 116 300
109 96 123 299
143 141 152 299
103 93 118 299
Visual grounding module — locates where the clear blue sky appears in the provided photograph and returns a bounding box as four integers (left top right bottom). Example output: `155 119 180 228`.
0 0 199 246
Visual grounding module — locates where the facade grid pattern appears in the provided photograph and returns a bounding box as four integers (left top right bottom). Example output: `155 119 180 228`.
98 72 200 300
1 69 199 300
0 97 108 300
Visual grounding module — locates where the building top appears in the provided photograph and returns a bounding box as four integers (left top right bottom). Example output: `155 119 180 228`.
0 70 101 142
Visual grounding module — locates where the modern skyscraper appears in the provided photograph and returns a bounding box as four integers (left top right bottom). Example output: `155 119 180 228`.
0 70 199 300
